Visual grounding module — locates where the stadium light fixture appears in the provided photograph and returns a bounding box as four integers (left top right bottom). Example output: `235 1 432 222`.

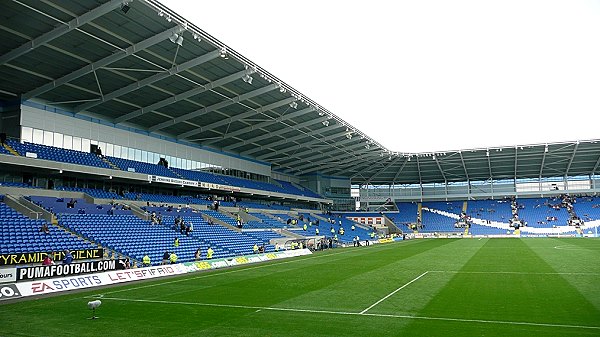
169 33 183 46
321 120 329 127
289 101 298 109
120 2 131 14
242 74 253 84
220 47 228 59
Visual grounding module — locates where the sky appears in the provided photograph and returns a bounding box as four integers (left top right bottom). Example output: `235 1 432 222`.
160 0 600 153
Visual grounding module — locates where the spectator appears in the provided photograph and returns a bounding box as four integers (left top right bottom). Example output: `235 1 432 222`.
40 223 50 234
174 237 179 247
42 254 54 266
194 248 201 261
169 252 177 264
207 246 214 259
253 243 259 254
142 254 151 267
62 250 73 264
162 251 170 265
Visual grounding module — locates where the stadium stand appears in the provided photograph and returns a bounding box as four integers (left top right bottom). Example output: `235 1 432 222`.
7 140 111 169
55 186 123 199
0 201 94 255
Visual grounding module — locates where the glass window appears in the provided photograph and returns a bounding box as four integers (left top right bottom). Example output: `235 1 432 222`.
141 151 148 163
72 137 82 151
21 127 33 143
134 149 141 161
113 145 121 158
32 129 43 144
98 142 106 154
63 135 72 150
82 138 91 153
43 131 53 146
121 146 128 159
53 133 63 148
128 147 134 160
90 140 98 145
106 143 114 157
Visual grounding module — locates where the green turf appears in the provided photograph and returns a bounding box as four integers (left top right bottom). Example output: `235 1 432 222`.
1 238 599 336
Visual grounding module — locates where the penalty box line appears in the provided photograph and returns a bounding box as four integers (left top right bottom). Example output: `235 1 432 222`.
98 296 600 331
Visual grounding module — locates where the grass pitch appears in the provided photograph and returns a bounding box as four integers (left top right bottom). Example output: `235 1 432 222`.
1 238 599 336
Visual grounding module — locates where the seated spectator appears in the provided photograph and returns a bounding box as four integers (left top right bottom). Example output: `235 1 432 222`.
42 254 54 266
66 198 76 208
40 223 50 234
194 248 201 261
162 251 170 265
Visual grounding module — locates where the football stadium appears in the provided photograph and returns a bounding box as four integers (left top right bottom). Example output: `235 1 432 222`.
0 1 599 336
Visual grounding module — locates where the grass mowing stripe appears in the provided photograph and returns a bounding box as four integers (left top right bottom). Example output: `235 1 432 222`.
89 239 431 299
98 296 600 331
359 271 429 314
404 239 600 332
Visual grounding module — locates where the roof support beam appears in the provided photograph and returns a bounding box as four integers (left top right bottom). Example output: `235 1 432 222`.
202 104 310 146
270 136 359 165
241 121 341 156
114 69 249 124
23 26 183 100
565 142 579 176
258 132 344 161
364 156 406 184
539 147 547 179
514 146 518 181
392 157 410 185
327 160 376 177
74 49 221 113
416 156 423 186
294 152 377 175
290 144 374 172
224 116 328 152
179 96 293 140
434 156 448 182
459 151 470 181
0 0 124 66
591 152 600 175
152 83 277 133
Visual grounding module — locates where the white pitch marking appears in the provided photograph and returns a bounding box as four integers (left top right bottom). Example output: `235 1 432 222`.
89 241 414 297
359 271 429 314
428 270 600 276
99 296 600 331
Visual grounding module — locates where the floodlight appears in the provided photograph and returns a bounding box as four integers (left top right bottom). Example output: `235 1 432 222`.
242 74 253 84
169 33 179 44
120 3 130 14
289 101 298 109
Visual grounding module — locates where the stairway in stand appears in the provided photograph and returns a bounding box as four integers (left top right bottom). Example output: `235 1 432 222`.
2 142 20 156
101 157 121 170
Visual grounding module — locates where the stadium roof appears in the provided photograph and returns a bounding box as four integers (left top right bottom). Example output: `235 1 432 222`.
1 0 599 186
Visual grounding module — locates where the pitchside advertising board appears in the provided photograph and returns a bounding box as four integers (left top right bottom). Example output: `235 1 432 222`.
17 259 127 281
1 249 313 301
0 248 104 266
